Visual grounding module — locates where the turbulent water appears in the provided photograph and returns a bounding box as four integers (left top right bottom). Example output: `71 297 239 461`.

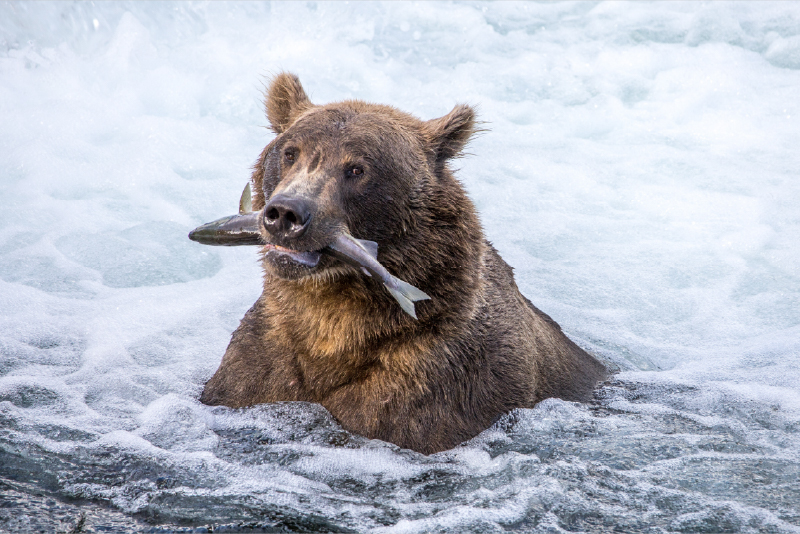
1 2 799 532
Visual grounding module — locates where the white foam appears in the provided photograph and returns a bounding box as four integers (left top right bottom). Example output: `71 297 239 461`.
1 2 799 532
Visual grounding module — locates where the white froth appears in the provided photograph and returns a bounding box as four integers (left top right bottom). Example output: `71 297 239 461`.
1 2 799 532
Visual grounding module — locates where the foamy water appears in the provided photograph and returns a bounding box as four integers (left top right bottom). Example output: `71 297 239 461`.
1 2 799 532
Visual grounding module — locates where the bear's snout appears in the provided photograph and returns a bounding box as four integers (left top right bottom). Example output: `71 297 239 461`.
263 194 314 242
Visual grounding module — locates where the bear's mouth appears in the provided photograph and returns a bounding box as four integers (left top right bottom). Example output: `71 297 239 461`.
263 243 322 267
186 205 324 269
188 208 430 318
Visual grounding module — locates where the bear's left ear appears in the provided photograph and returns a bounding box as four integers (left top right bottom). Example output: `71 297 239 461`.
424 104 477 163
265 72 313 134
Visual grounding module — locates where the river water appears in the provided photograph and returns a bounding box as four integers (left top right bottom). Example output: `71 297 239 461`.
1 2 799 532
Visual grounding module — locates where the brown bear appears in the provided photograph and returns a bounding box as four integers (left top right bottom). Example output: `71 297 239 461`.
198 72 607 454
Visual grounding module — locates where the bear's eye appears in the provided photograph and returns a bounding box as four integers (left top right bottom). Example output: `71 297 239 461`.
284 150 295 163
346 166 364 178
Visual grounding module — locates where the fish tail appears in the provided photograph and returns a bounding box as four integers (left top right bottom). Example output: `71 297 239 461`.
386 278 431 320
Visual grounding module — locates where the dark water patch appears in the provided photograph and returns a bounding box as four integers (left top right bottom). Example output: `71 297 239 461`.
31 424 98 444
0 333 85 376
0 443 65 495
0 478 153 534
134 496 356 533
211 403 371 465
407 468 467 503
0 384 61 409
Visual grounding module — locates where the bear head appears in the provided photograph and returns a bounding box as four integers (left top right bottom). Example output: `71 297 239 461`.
250 72 485 329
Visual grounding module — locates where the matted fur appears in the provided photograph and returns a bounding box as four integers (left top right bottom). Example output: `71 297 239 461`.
200 72 607 454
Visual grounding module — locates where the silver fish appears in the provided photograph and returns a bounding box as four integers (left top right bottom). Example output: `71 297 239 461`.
188 183 262 246
188 183 431 318
325 233 431 320
187 212 262 246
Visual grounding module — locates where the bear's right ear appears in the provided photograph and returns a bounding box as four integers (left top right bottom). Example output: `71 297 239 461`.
265 72 313 134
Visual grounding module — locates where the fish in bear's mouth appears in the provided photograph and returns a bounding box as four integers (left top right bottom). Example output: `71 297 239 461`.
188 184 431 319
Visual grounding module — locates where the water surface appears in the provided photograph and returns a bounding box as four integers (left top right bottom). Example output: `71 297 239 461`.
1 2 799 532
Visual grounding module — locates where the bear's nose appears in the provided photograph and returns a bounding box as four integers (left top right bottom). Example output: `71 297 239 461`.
263 194 313 241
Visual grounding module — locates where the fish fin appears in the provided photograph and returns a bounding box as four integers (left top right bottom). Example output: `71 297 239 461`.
361 267 372 277
386 278 431 319
355 239 379 259
394 278 431 302
387 288 419 320
239 182 253 214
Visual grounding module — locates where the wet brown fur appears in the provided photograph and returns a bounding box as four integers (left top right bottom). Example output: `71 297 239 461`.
200 72 607 454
